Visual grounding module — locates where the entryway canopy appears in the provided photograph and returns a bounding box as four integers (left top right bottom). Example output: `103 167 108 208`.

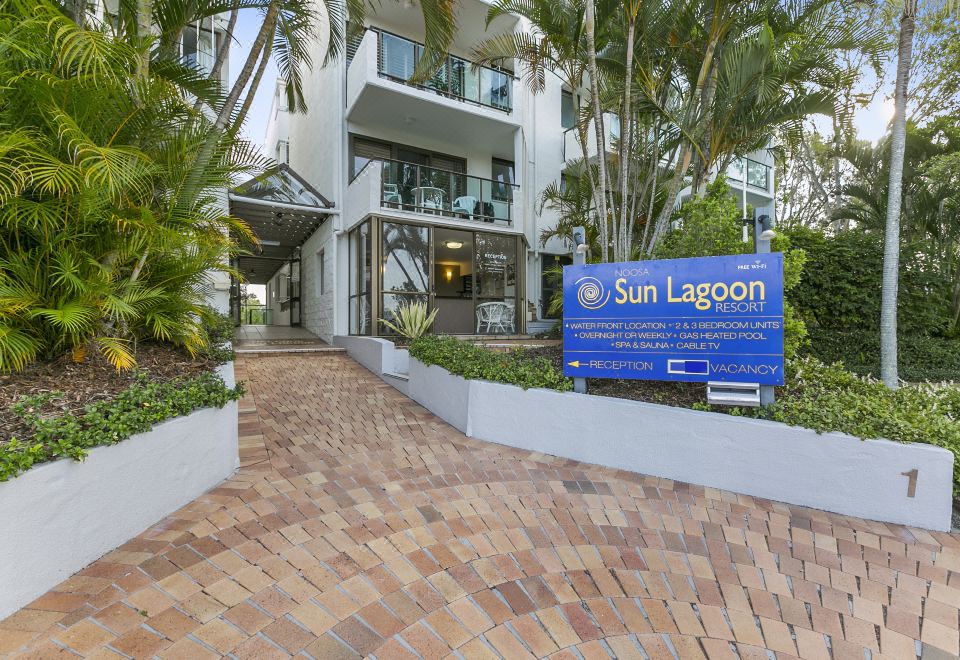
229 165 334 284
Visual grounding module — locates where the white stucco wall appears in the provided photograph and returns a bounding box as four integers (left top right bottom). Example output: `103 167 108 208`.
300 221 336 341
0 363 239 619
405 357 955 531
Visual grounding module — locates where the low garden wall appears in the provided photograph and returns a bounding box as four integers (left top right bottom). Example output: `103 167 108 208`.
407 356 954 531
0 363 239 619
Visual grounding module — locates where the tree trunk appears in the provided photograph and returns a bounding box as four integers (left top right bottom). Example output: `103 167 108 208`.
236 17 277 127
215 0 280 131
880 0 917 389
585 0 610 262
209 0 240 84
617 18 636 262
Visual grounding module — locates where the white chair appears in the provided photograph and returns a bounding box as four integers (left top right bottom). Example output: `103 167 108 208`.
453 195 477 218
382 184 401 206
476 301 515 334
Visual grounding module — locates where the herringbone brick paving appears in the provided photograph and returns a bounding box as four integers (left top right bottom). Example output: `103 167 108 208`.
3 352 960 658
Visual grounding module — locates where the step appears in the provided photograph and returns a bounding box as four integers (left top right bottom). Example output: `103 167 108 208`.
383 371 409 382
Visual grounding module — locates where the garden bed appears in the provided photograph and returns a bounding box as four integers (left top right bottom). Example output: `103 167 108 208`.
0 343 241 619
404 336 957 530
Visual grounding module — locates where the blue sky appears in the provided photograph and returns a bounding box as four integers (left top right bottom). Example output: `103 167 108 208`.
229 12 279 155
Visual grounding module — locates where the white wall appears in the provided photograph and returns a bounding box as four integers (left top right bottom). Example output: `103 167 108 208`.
300 221 336 341
264 263 291 326
0 364 239 619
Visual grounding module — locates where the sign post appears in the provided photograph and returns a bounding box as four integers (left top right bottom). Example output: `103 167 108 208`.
572 226 588 395
754 207 776 407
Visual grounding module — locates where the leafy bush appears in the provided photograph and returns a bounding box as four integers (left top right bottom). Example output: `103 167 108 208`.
807 329 960 382
0 372 243 482
0 5 260 372
409 336 572 391
786 227 954 337
754 357 960 492
199 309 237 364
657 178 809 359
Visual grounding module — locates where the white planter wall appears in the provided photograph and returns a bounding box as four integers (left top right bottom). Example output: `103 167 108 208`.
407 357 954 531
333 336 411 395
0 363 239 619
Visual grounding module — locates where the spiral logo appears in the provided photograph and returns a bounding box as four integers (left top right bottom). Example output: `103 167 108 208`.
575 276 610 310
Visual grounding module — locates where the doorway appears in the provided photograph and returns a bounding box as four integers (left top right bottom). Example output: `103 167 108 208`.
433 228 474 333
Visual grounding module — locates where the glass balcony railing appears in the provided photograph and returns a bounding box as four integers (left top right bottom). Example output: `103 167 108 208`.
374 29 513 112
356 158 517 225
727 157 771 191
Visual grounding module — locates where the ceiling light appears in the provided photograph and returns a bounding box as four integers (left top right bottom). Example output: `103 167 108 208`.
445 241 463 249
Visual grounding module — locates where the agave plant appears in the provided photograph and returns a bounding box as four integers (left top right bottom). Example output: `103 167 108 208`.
0 2 262 371
379 301 439 341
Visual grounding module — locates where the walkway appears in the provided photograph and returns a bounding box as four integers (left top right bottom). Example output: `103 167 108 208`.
2 353 960 659
234 326 335 354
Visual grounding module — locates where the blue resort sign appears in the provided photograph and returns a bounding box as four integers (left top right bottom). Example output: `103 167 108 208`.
562 253 785 385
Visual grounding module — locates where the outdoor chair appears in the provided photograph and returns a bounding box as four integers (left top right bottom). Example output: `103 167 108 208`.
453 195 477 218
476 301 515 334
382 184 401 207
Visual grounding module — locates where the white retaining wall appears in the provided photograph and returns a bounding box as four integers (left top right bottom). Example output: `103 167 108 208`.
407 357 954 531
0 363 240 619
333 335 410 395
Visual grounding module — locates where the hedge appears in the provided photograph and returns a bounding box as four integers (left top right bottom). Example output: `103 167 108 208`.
806 329 960 383
1 372 243 482
409 336 572 391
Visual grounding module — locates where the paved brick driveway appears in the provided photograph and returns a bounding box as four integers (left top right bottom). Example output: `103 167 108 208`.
3 353 960 659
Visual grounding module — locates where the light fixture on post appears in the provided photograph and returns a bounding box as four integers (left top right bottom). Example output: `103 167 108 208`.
757 214 776 241
573 228 588 255
741 216 751 244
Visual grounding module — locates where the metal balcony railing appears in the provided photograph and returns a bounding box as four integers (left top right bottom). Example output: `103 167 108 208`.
353 158 518 225
727 157 771 191
368 28 513 113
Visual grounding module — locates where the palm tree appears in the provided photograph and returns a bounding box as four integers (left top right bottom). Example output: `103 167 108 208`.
0 1 261 370
880 0 918 388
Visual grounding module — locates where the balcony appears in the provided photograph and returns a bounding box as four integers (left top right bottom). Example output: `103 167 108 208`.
347 159 518 229
727 157 772 193
562 113 620 163
346 30 521 153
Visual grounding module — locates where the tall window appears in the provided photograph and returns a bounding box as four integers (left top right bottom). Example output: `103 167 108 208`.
561 90 575 129
380 222 429 334
275 140 289 165
317 249 326 296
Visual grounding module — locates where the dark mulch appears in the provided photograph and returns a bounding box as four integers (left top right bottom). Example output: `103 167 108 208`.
522 344 707 407
0 343 220 442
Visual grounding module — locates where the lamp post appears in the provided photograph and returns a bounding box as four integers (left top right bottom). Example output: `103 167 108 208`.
572 226 588 395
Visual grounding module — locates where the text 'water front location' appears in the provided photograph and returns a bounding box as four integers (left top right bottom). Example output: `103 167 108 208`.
562 254 786 385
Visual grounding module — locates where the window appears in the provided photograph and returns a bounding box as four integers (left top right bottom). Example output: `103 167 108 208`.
317 249 326 295
491 159 515 202
561 90 575 129
276 140 289 165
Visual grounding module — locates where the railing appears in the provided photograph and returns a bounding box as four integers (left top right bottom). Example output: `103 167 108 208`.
371 28 513 113
241 305 273 325
727 157 771 191
354 158 518 225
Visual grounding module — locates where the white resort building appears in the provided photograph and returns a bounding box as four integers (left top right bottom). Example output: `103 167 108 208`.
229 0 776 341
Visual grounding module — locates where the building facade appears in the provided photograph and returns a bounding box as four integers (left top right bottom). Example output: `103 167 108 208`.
245 0 776 341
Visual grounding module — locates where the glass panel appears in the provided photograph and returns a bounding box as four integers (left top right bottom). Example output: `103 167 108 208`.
481 68 511 110
358 294 371 335
561 91 575 129
349 221 372 335
461 61 480 104
474 233 516 300
727 158 744 182
381 293 428 334
380 32 416 81
426 58 450 94
382 222 429 294
433 228 475 334
491 160 514 202
540 254 572 319
747 160 769 189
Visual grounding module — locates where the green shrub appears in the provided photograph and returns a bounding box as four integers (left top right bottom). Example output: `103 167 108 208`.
807 329 960 382
755 356 960 492
0 372 243 482
199 308 237 364
409 336 572 391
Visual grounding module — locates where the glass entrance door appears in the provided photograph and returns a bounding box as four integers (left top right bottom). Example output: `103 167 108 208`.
433 228 474 334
